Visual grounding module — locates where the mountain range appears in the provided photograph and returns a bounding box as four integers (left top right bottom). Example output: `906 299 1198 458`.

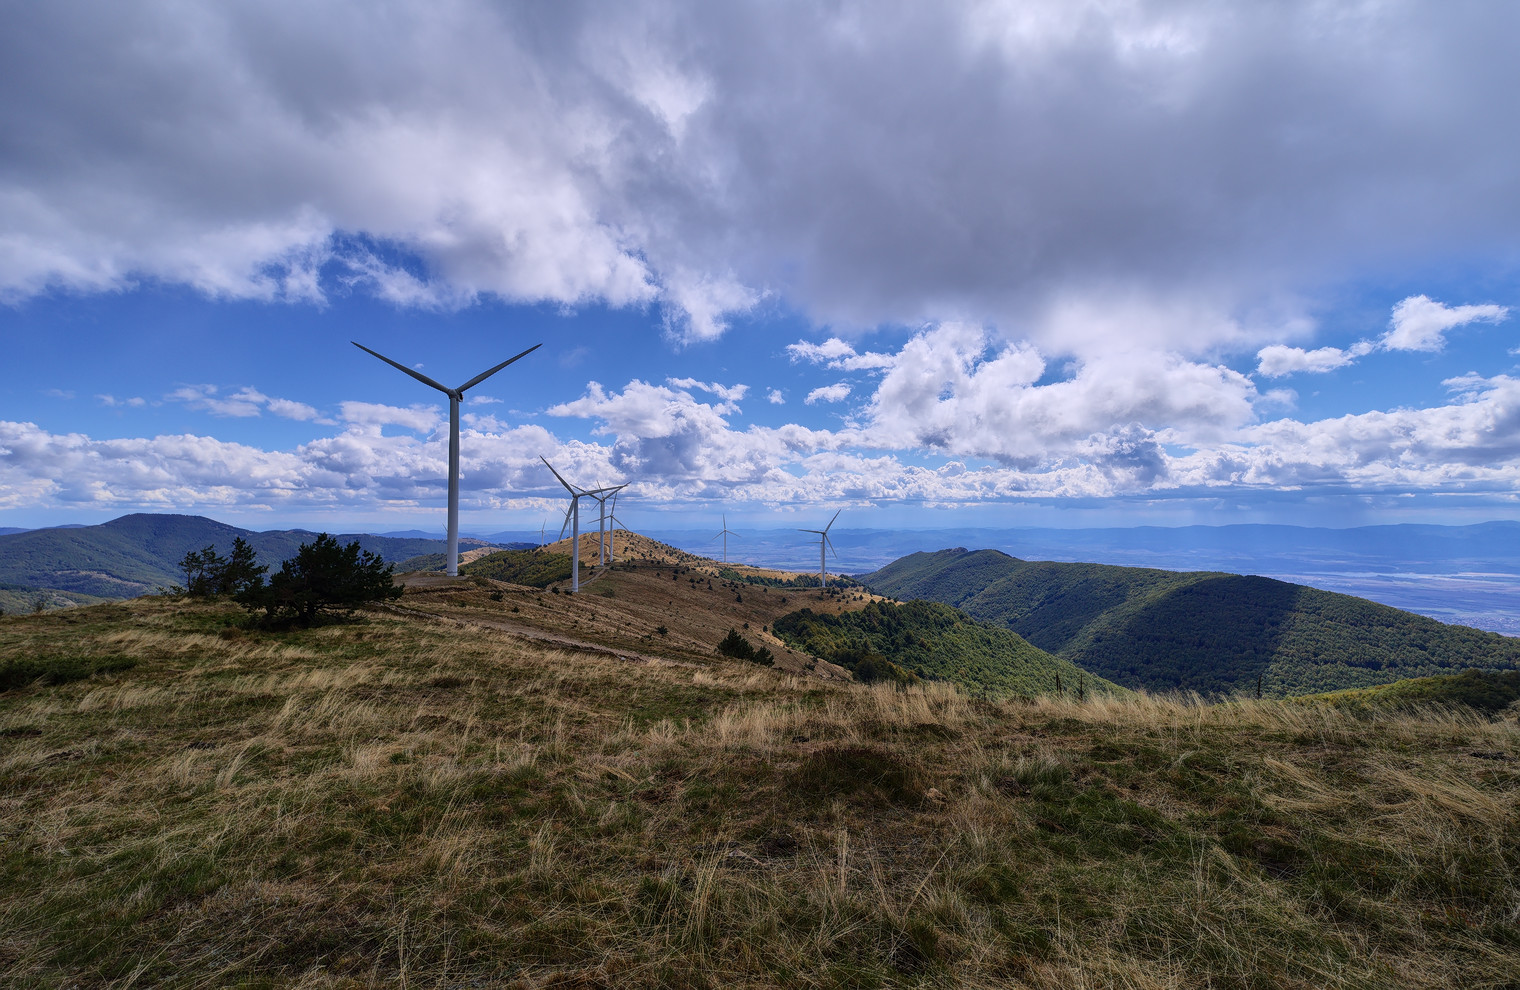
0 514 496 599
9 512 1520 701
862 548 1520 697
639 521 1520 633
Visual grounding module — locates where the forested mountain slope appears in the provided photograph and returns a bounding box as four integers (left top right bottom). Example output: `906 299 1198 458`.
863 549 1520 696
772 599 1124 699
0 513 485 598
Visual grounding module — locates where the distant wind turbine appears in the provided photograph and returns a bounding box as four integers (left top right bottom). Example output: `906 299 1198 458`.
799 509 841 592
586 484 629 566
353 340 541 577
541 456 622 593
713 514 738 563
607 490 628 562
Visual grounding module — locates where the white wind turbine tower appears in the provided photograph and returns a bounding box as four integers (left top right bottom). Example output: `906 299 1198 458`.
606 490 629 562
713 514 738 563
798 509 841 593
541 457 621 593
353 340 541 577
587 484 629 565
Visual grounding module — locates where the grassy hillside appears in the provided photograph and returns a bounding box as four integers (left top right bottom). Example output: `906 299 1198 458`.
0 513 485 598
774 599 1125 699
0 584 111 617
3 594 1517 987
1305 669 1520 714
865 549 1520 697
459 549 574 587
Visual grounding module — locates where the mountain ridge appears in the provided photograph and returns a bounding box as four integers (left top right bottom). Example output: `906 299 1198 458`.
863 548 1520 696
0 513 497 599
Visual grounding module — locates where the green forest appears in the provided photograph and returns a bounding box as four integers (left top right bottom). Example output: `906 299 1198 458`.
772 599 1122 699
864 549 1520 697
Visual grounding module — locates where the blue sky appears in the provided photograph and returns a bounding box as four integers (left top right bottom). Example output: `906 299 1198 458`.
3 1 1519 535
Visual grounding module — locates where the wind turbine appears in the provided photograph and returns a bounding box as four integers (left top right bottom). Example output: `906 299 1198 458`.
541 457 622 592
538 519 546 548
606 490 629 562
799 510 841 592
353 340 541 577
713 514 738 563
543 457 588 592
587 484 629 566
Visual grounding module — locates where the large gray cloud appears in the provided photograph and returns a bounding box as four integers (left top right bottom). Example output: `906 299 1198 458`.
3 1 1518 350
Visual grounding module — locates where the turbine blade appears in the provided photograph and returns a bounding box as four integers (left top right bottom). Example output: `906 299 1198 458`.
559 501 574 540
352 341 452 394
824 509 841 533
457 343 543 393
539 456 582 494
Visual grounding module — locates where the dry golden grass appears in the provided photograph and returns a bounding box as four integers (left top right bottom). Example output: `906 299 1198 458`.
395 541 871 679
2 594 1518 988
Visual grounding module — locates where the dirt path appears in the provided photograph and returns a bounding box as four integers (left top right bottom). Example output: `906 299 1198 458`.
375 601 703 668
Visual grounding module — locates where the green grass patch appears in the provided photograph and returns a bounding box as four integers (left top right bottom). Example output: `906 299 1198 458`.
0 653 137 691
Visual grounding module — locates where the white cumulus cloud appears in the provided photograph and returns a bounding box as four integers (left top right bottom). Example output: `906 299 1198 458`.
805 384 852 405
1256 341 1373 376
786 338 897 371
337 401 441 435
1383 295 1510 352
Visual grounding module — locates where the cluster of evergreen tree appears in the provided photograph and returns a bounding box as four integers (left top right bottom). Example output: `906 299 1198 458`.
238 534 401 626
177 538 266 597
714 567 859 590
715 628 775 666
179 534 400 627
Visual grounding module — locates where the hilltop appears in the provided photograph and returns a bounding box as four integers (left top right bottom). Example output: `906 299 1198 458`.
863 548 1520 697
390 532 863 679
403 532 1093 701
0 513 494 600
2 539 1516 987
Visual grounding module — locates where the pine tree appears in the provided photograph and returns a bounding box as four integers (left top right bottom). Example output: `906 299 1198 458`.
217 537 266 596
179 545 227 597
238 534 401 626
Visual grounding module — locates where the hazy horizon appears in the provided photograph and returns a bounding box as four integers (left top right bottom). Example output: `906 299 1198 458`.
7 511 1518 634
